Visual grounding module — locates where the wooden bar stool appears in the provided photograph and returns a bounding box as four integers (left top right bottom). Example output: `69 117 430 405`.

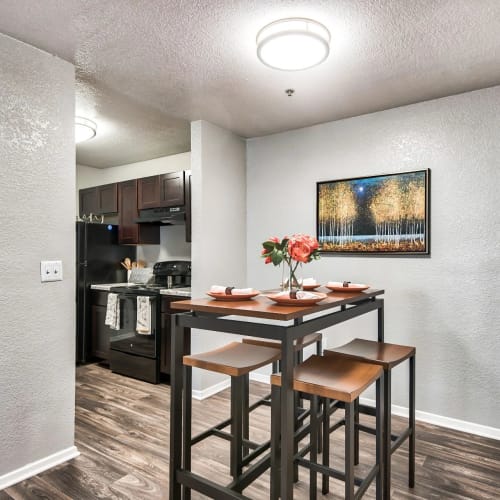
243 332 323 473
182 341 280 493
271 354 385 500
325 339 416 498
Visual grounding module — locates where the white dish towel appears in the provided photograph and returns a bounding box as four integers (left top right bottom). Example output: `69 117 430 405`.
136 296 152 335
104 293 120 330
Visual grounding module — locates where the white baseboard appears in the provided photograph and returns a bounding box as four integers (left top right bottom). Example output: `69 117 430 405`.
249 372 270 385
192 378 231 400
357 396 500 440
192 375 500 441
0 446 80 490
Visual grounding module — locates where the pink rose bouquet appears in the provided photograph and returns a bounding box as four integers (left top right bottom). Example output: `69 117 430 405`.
261 233 320 290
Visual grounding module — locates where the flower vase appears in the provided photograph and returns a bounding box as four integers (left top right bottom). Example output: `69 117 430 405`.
281 263 303 295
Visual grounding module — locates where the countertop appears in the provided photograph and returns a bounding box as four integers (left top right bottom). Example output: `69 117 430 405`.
90 283 129 291
90 283 191 297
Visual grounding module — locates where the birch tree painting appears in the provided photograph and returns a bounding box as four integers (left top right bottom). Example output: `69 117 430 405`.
317 170 429 254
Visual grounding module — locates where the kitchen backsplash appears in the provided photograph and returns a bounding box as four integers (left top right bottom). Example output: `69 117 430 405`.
137 224 191 266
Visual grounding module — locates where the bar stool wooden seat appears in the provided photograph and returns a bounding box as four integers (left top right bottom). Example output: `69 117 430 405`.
243 332 323 463
270 354 385 499
182 341 280 492
325 338 416 498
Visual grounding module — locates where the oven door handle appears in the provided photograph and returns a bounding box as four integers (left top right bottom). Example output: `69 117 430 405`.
116 293 158 302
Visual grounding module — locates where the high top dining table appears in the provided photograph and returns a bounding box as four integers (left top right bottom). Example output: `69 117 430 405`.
169 287 385 499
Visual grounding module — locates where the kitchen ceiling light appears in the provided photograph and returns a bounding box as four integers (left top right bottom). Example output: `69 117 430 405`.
75 117 97 143
256 18 330 71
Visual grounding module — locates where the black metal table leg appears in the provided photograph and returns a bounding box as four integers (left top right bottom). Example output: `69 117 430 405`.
280 332 295 499
376 375 385 500
377 298 384 342
383 369 391 500
170 314 186 500
309 395 318 499
345 402 355 499
270 384 281 500
183 364 192 500
230 376 244 480
409 354 416 488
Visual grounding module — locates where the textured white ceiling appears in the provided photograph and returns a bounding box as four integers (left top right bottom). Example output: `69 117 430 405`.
2 0 500 168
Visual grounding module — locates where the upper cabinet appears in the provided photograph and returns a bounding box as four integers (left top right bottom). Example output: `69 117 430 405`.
79 183 118 216
160 171 185 207
138 171 185 209
79 187 97 216
137 175 160 210
78 170 190 245
118 180 160 245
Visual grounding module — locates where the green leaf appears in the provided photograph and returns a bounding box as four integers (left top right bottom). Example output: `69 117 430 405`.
262 241 275 251
271 250 283 266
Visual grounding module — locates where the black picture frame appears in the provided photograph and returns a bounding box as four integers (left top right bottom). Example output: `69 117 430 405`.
316 169 430 255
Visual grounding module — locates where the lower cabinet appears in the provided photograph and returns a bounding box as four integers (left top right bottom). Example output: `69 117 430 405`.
90 291 113 361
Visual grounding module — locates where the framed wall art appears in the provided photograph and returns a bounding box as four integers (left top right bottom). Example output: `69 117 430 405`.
317 169 430 254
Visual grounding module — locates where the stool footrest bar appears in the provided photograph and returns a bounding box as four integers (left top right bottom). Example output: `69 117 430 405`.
176 470 252 499
295 457 364 486
241 441 270 467
391 427 412 453
227 454 271 492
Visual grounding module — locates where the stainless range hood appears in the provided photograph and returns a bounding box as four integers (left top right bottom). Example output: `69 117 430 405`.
134 206 186 225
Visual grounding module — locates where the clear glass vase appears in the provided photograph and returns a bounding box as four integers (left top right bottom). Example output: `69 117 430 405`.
281 262 303 294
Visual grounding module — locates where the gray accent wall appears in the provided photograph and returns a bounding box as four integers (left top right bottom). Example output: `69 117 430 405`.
246 86 500 429
0 34 77 481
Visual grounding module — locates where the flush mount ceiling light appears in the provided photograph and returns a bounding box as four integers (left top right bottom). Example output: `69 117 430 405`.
256 17 330 71
75 117 97 143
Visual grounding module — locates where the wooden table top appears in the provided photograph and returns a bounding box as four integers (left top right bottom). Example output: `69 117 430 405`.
171 288 384 321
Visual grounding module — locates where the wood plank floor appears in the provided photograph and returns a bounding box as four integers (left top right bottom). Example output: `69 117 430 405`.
1 363 499 499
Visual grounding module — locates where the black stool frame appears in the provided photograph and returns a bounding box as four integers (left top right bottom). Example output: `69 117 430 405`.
271 376 385 500
354 352 416 498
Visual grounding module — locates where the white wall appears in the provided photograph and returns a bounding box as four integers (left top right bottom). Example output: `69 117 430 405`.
247 86 500 432
190 120 247 393
0 34 78 487
76 153 191 264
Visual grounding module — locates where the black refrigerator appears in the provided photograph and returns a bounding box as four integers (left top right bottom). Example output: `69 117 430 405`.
76 222 136 364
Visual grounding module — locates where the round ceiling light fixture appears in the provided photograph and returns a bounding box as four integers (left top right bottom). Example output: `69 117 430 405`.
75 117 97 143
256 18 330 71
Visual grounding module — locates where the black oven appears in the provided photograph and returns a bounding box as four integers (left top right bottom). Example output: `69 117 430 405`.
107 260 191 384
109 289 160 384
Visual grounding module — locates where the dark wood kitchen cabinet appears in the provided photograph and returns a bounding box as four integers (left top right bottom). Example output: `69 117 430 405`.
90 290 113 361
137 171 185 210
118 179 160 245
160 171 185 207
79 183 118 216
137 175 160 210
79 187 98 216
160 296 190 375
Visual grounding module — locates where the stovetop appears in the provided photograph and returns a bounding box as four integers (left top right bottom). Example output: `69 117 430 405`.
109 283 191 297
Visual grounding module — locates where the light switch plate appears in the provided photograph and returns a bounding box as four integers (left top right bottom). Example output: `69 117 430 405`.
41 260 63 282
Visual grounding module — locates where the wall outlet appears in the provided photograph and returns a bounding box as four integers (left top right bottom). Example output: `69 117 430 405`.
41 260 63 282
